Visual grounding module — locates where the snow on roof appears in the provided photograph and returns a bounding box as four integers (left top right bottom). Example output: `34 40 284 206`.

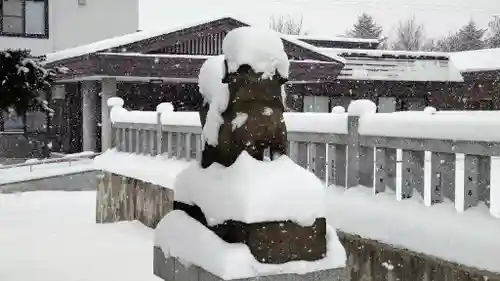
450 48 500 73
319 47 451 59
97 52 213 59
279 34 346 64
44 16 345 65
290 35 381 44
44 16 236 64
317 48 463 82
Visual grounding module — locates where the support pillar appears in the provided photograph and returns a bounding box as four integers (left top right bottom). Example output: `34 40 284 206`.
101 78 117 152
82 81 98 152
51 84 66 152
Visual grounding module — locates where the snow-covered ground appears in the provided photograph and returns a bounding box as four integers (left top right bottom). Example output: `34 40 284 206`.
0 191 160 281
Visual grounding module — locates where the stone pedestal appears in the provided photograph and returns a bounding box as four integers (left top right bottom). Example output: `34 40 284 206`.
174 201 327 264
213 218 327 264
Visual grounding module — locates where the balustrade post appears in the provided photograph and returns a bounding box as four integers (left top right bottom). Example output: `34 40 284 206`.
156 103 173 156
156 112 162 155
346 115 360 188
106 97 124 151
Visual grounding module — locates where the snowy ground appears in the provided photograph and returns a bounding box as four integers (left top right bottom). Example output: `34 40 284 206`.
0 191 160 281
3 150 500 278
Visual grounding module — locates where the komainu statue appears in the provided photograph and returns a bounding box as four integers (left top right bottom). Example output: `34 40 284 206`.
200 62 288 168
168 27 336 268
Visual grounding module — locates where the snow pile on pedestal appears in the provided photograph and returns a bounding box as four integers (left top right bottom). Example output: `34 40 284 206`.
222 26 290 80
156 102 174 112
155 211 346 280
198 55 230 146
331 106 345 114
347 99 377 116
174 151 326 226
107 97 124 108
423 106 437 114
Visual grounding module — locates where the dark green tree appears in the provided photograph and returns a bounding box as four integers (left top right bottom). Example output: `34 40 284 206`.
455 20 486 51
0 49 57 116
347 13 383 39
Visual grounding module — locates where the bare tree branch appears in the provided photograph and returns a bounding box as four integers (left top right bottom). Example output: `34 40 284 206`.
269 15 305 35
391 17 428 51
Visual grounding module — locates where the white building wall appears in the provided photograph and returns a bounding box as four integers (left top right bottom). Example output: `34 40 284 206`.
51 0 139 51
0 0 139 56
0 36 52 56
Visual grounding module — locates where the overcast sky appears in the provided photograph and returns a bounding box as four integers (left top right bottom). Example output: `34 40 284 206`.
139 0 499 40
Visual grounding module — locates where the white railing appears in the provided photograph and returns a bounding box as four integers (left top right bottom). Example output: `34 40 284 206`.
107 98 500 219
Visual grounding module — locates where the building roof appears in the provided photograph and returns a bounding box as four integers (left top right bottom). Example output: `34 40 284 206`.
44 17 218 63
450 48 500 73
317 47 463 82
44 16 345 65
54 52 343 83
291 35 381 50
45 15 463 83
293 35 381 44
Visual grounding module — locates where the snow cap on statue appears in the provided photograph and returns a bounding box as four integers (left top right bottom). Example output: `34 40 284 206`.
221 26 290 80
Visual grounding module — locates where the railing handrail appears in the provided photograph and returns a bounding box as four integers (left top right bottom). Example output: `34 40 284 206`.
0 152 101 171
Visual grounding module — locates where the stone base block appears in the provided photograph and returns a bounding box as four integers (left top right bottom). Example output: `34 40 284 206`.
96 172 173 228
153 246 347 281
173 201 327 264
212 218 327 264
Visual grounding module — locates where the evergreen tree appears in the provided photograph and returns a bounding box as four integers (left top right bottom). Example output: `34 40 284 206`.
486 16 500 48
455 20 486 51
347 13 383 39
0 49 61 117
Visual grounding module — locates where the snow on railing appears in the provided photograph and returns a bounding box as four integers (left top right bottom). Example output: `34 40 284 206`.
107 98 500 219
0 152 101 172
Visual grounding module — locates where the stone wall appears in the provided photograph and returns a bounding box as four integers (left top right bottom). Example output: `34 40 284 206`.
96 172 173 228
338 232 500 281
153 246 347 281
0 170 98 193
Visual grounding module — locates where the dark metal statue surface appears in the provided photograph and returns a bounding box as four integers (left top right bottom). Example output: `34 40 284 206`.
199 63 288 168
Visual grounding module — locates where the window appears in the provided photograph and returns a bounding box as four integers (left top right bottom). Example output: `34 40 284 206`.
303 96 330 112
0 0 48 38
378 97 396 113
2 107 24 131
